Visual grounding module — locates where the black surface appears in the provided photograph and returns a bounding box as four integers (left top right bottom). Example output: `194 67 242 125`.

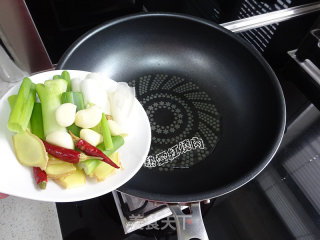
58 13 286 202
25 0 143 63
56 193 125 240
56 183 293 240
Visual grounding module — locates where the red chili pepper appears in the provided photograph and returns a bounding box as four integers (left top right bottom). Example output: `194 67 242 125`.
41 140 102 163
69 131 120 169
33 167 47 190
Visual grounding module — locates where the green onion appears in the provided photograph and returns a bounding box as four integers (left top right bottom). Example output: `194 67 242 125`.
61 92 85 110
61 91 85 136
8 95 17 109
35 79 67 137
90 122 101 134
78 136 124 175
61 71 71 91
53 75 61 80
100 114 113 150
100 135 124 155
7 78 36 133
30 103 44 139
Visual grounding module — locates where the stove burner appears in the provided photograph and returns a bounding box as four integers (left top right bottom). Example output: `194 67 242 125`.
129 74 221 171
112 191 216 237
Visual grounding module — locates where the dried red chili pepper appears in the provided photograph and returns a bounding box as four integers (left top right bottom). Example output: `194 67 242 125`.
69 131 120 169
41 140 102 163
33 167 47 190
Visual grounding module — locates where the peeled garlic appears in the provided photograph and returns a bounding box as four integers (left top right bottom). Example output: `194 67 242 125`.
75 105 102 129
56 103 77 127
80 129 103 147
108 120 128 137
46 131 74 149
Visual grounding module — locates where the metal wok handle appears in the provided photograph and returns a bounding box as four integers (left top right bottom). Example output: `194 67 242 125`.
169 203 209 240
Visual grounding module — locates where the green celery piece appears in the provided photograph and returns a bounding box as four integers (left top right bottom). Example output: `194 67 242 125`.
78 136 124 175
53 75 61 80
7 78 36 133
100 113 113 150
61 92 85 136
30 103 44 139
35 79 67 137
8 95 17 109
61 71 71 91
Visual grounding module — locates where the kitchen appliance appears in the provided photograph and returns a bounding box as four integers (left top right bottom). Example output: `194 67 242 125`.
1 0 320 239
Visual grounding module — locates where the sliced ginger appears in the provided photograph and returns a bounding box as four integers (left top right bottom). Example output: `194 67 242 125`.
55 168 86 189
46 156 76 179
90 152 120 181
12 130 48 170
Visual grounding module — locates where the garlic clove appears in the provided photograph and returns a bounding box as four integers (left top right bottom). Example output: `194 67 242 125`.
55 103 77 127
46 131 74 149
80 129 103 147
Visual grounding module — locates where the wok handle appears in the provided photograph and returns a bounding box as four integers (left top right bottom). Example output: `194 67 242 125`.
169 202 209 240
286 23 320 111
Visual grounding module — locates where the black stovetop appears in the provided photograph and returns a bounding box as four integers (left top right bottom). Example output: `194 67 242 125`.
56 180 293 240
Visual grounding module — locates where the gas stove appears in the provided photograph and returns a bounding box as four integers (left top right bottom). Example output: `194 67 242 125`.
111 191 216 234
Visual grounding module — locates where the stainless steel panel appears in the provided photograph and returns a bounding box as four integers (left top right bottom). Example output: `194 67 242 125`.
0 0 53 73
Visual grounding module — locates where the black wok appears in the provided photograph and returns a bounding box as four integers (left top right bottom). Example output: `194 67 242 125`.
58 13 285 239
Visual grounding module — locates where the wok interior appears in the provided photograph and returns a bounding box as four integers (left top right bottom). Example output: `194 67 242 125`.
59 15 285 202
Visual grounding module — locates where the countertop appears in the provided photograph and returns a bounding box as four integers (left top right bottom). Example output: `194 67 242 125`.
0 196 62 240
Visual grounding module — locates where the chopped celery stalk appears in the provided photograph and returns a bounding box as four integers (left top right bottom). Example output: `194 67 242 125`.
35 79 68 137
30 103 45 139
53 75 61 80
100 114 113 150
8 95 17 109
78 136 124 175
7 77 36 133
61 71 71 91
61 92 85 136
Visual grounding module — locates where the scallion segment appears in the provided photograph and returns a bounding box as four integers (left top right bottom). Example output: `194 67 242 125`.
78 135 124 175
61 71 71 92
8 95 17 109
100 114 113 150
35 79 68 137
7 78 36 133
30 103 45 139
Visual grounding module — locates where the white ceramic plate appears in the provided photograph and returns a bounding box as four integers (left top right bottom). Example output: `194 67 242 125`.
0 70 151 202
